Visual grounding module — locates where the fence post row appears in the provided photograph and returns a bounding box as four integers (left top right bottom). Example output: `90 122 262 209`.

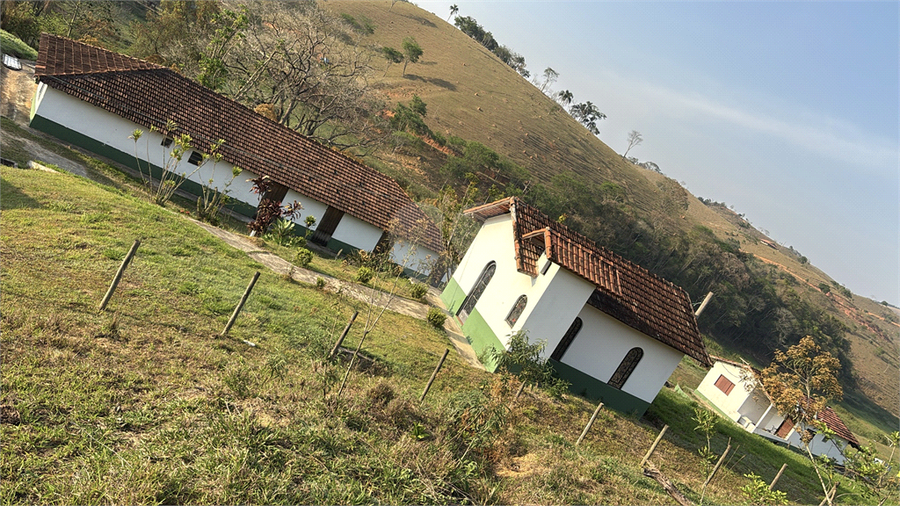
221 271 261 336
99 239 141 312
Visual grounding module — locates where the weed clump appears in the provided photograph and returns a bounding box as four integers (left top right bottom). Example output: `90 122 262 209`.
426 307 446 328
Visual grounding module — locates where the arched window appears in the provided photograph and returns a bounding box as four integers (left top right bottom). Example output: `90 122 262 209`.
505 295 528 326
608 347 643 390
550 317 582 361
457 261 496 323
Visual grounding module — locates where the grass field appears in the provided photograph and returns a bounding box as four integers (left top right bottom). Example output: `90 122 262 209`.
2 163 893 504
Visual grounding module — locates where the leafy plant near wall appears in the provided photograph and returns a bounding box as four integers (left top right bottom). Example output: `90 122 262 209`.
487 331 569 398
129 121 223 207
246 175 302 236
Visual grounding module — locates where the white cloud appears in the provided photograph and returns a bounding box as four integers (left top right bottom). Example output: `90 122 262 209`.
599 71 899 174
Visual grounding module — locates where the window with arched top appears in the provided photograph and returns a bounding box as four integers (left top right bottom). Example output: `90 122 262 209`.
550 317 583 361
457 261 496 323
608 347 643 390
505 295 527 326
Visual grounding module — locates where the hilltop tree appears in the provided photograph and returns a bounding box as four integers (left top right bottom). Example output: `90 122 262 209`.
569 101 606 135
401 36 422 76
555 89 574 107
535 67 559 94
448 4 458 21
623 130 643 159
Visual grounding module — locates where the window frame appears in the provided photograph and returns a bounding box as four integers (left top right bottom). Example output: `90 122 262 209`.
505 295 528 327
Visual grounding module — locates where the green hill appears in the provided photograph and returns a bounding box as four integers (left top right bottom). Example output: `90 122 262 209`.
324 0 898 426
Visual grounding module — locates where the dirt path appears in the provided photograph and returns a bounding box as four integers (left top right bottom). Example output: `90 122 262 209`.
193 220 483 369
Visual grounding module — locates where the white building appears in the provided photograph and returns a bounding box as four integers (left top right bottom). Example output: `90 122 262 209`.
697 358 860 464
30 34 442 278
441 197 710 415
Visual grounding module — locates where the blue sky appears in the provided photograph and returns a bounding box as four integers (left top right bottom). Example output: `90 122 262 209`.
420 1 899 304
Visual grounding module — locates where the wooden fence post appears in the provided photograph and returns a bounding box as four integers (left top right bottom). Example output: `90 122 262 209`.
514 381 527 401
576 402 604 446
640 425 669 467
769 463 787 490
329 311 359 358
703 443 731 488
99 239 140 311
221 271 260 336
420 348 450 402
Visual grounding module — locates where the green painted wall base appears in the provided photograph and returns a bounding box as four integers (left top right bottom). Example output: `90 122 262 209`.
459 309 503 372
550 359 651 416
29 114 258 219
440 277 466 314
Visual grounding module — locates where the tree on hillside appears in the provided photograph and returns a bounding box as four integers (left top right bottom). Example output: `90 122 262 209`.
535 67 558 94
623 130 643 159
381 46 404 75
448 4 458 21
759 336 844 506
569 101 606 135
401 36 422 76
555 89 574 107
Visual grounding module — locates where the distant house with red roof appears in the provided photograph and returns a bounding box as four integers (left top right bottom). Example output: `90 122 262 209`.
697 358 860 464
441 197 710 415
29 34 442 277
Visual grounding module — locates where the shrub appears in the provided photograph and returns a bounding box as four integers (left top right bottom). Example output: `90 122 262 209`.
295 248 313 268
410 282 428 300
426 308 446 328
0 29 38 60
316 277 326 290
355 266 375 284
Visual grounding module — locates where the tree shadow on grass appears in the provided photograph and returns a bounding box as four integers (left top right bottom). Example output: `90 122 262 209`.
0 175 41 209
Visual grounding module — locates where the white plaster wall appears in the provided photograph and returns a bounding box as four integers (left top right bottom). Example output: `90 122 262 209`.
35 88 261 208
697 361 753 422
390 240 438 275
786 430 849 465
561 305 685 403
283 189 329 230
331 213 383 251
451 214 541 343
519 263 596 354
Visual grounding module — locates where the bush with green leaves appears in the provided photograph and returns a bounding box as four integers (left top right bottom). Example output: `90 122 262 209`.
0 29 38 60
741 473 787 505
295 248 313 268
487 331 569 398
410 282 428 300
355 266 375 284
426 308 446 328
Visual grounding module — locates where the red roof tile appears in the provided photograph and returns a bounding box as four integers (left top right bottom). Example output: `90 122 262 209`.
34 34 442 252
466 197 710 365
816 406 859 448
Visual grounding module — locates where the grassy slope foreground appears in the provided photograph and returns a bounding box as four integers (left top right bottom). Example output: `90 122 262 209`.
3 165 888 505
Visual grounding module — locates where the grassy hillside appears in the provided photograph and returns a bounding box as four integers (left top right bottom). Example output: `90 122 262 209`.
2 163 892 505
326 0 898 425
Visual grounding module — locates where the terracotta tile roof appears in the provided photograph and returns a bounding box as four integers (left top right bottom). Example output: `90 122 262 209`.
34 34 442 252
466 197 710 365
816 406 859 448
